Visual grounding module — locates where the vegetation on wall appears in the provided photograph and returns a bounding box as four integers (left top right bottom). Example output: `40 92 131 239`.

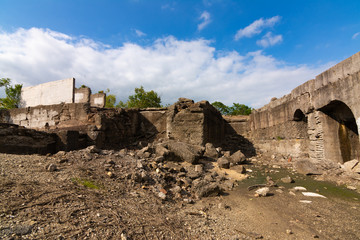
212 101 252 115
0 78 22 109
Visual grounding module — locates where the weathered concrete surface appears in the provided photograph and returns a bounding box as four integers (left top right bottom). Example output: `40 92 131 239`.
139 108 167 139
20 78 75 107
90 93 106 108
167 98 225 146
249 51 360 166
0 103 90 130
74 87 91 104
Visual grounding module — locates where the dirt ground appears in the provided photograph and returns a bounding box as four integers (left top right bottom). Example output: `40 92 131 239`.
1 150 360 240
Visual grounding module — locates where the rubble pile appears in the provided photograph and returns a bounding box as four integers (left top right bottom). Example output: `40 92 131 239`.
52 140 248 202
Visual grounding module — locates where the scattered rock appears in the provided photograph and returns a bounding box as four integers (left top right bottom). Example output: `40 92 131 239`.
281 175 294 183
158 191 167 200
342 159 359 172
204 143 218 159
230 150 246 165
12 224 33 235
47 164 57 172
286 229 293 235
193 180 221 198
255 187 270 197
162 141 202 164
107 171 115 178
302 192 327 198
87 145 100 153
217 157 230 169
187 169 202 179
121 232 129 240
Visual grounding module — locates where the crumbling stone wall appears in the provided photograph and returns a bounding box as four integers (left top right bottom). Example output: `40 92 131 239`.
249 51 360 166
0 103 90 130
166 98 224 146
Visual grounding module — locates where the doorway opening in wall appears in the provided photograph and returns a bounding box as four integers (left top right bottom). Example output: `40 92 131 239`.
319 100 360 163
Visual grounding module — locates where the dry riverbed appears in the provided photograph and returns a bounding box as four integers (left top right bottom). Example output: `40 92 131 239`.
1 150 360 240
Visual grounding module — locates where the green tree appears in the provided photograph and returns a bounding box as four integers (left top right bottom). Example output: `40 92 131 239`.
228 103 252 116
105 94 116 108
98 88 117 108
118 86 161 108
0 78 22 109
211 101 252 116
212 101 231 115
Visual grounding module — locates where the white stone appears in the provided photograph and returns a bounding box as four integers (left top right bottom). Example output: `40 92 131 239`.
302 192 327 198
255 187 269 197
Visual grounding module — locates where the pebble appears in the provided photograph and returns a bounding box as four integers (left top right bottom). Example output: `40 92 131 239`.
107 171 115 178
281 175 294 183
47 164 57 172
158 192 166 200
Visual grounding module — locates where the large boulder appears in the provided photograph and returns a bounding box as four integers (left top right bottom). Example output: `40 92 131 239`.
193 180 222 198
204 142 219 159
230 150 246 164
217 157 230 169
156 140 203 164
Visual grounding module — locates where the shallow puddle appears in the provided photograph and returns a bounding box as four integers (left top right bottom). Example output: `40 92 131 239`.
236 164 360 202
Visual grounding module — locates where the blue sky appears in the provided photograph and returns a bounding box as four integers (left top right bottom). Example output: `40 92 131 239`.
0 0 359 107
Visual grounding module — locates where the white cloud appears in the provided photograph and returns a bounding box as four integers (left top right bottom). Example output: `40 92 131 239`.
235 16 281 40
135 29 146 37
198 11 211 31
256 32 283 48
0 27 330 108
352 32 360 39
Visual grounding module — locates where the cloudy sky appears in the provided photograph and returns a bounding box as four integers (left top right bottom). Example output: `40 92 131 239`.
0 0 359 108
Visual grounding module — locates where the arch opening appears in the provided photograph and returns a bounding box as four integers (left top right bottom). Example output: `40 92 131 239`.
293 109 307 122
319 100 359 163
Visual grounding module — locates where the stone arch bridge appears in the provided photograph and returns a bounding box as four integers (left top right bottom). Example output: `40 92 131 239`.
249 51 360 166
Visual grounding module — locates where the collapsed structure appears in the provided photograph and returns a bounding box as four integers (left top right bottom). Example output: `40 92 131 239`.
1 52 360 171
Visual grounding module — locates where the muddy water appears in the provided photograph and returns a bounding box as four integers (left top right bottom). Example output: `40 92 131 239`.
236 164 360 202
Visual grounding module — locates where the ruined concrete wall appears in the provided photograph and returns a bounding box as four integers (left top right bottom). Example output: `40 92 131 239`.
90 93 106 108
75 87 91 103
20 78 75 107
0 103 90 130
223 115 249 137
249 51 360 165
167 99 224 146
139 108 167 139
